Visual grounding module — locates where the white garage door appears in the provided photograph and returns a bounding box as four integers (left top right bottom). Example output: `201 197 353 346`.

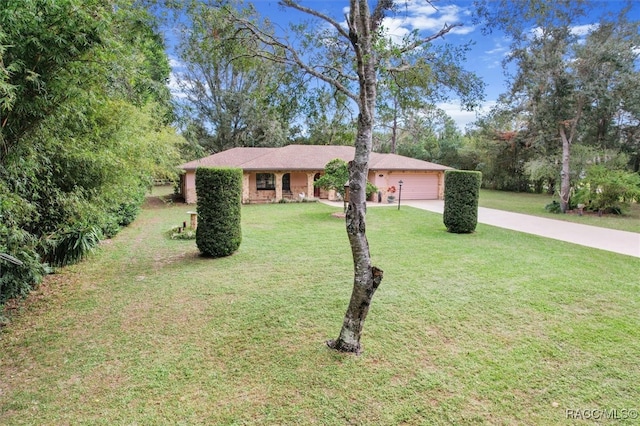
395 173 439 200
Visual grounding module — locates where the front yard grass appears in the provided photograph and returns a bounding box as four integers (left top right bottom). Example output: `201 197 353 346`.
479 189 640 233
1 200 639 425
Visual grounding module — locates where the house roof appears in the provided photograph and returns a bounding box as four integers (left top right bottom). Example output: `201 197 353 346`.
179 145 452 172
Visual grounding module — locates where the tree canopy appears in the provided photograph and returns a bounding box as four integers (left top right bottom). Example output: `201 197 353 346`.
173 0 305 153
464 0 640 211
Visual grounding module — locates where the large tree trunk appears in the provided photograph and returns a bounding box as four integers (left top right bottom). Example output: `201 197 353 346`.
327 0 383 354
327 116 384 355
327 120 383 354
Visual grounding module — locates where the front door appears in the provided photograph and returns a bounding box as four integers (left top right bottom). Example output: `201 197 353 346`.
313 173 321 197
282 173 291 191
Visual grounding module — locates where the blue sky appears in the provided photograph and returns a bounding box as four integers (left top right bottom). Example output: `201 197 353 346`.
167 0 639 130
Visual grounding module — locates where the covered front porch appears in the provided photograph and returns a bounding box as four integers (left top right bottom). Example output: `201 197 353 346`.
242 171 335 203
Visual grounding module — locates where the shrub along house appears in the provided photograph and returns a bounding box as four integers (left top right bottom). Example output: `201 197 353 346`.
178 144 452 204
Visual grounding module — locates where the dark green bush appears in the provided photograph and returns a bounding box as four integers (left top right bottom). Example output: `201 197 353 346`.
0 227 48 304
0 249 46 305
115 198 142 226
0 192 47 303
545 200 562 214
195 167 242 257
443 170 482 234
100 216 121 239
41 225 102 267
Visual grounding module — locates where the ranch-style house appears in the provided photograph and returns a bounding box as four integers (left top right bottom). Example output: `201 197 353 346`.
178 144 452 204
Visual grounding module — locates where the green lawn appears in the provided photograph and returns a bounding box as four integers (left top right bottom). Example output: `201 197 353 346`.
479 189 640 233
1 199 639 425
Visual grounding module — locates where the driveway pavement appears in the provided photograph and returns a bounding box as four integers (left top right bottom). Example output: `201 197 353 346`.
320 199 640 258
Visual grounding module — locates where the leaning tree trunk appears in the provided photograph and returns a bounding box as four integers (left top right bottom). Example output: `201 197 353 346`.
559 127 571 214
327 115 384 355
327 0 384 355
558 104 583 214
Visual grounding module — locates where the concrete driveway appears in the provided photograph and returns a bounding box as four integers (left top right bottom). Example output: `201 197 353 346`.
405 200 640 258
320 199 640 258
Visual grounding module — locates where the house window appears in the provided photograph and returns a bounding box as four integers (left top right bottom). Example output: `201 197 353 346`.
256 173 275 190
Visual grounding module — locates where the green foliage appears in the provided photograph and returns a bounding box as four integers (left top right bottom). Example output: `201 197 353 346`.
0 253 46 305
0 186 46 303
314 159 350 197
391 107 468 168
114 199 143 228
545 200 562 214
443 170 482 233
0 0 109 157
301 87 357 146
473 3 640 196
167 226 197 240
0 231 46 304
41 225 102 268
0 0 184 304
175 2 300 151
105 183 148 228
314 158 377 199
574 166 640 214
195 167 242 257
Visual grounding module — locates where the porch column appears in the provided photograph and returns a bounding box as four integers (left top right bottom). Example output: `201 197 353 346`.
242 173 250 203
275 172 283 202
306 173 315 200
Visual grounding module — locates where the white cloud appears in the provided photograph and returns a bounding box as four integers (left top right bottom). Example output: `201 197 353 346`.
438 100 497 130
380 1 475 42
482 38 510 69
485 43 508 56
168 55 189 99
338 1 474 44
168 72 188 99
571 24 598 36
530 23 599 40
169 57 183 69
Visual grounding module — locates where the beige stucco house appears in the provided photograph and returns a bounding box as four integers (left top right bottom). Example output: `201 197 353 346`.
178 144 452 204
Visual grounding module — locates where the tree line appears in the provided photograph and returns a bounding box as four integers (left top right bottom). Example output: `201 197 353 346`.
1 0 185 303
370 1 640 214
173 1 639 214
470 0 640 213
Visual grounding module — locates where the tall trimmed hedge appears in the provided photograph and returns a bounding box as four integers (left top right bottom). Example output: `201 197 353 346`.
195 167 242 257
443 170 482 234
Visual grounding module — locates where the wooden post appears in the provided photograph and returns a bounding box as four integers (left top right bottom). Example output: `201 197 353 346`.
187 211 198 230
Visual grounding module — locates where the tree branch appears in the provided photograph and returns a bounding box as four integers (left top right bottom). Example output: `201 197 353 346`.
370 0 394 30
229 13 359 102
279 0 351 42
398 22 463 54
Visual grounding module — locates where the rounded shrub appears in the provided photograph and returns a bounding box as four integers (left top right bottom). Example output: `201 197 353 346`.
195 167 242 257
443 170 482 234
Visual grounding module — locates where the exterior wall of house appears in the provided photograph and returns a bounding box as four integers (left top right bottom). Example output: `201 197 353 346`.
183 169 445 204
184 171 197 204
288 172 309 199
371 171 399 203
